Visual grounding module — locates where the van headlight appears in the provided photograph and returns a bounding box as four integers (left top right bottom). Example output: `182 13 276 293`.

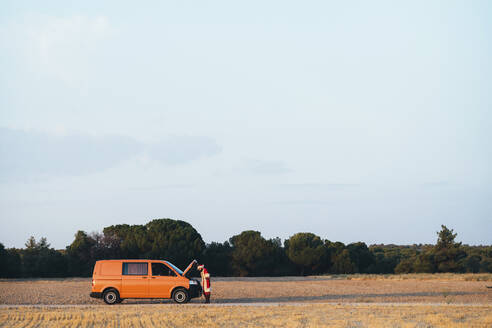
189 280 198 285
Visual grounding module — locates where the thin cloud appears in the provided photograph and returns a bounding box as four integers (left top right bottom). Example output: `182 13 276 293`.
127 184 195 192
244 159 291 175
0 128 221 182
420 181 449 188
265 200 335 206
147 136 221 165
279 183 359 189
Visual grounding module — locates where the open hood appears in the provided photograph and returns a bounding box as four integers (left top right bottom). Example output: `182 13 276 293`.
183 259 197 278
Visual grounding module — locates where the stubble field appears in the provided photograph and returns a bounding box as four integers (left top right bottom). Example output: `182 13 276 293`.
0 274 491 327
1 303 491 328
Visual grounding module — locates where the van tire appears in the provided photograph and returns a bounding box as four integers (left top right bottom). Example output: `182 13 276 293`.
172 288 189 304
103 289 120 305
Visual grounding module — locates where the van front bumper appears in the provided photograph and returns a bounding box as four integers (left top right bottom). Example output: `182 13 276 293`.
189 283 202 299
90 292 102 299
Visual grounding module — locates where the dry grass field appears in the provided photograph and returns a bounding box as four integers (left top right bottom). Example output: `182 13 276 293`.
1 303 491 327
0 274 490 305
0 274 491 327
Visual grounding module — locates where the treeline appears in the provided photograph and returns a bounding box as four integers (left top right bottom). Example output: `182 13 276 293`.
0 219 491 278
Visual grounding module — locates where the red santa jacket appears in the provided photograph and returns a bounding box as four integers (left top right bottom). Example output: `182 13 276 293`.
200 266 211 294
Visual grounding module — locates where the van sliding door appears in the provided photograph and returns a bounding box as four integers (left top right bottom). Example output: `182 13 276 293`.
121 262 149 298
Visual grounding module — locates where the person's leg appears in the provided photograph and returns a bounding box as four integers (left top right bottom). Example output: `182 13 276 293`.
205 293 210 303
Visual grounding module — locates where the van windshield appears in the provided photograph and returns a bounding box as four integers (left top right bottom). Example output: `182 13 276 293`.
164 261 183 276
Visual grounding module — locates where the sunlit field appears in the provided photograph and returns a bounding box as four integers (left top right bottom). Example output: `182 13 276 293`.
1 274 490 305
1 274 491 327
1 304 491 328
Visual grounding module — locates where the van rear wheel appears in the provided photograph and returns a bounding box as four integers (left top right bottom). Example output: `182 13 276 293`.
103 289 120 305
172 288 189 304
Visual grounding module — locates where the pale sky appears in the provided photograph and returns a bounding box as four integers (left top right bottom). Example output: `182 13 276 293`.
1 1 491 249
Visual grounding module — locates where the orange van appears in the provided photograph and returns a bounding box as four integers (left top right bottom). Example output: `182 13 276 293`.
90 259 202 304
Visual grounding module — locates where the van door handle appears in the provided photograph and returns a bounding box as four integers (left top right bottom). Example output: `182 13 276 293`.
151 277 156 279
142 277 147 279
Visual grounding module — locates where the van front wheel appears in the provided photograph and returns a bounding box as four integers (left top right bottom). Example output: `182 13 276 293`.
172 288 189 304
103 289 120 305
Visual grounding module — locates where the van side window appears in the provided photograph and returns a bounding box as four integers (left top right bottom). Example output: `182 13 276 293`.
151 262 176 276
122 263 148 275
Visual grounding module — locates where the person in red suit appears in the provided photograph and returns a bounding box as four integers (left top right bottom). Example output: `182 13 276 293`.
197 264 211 303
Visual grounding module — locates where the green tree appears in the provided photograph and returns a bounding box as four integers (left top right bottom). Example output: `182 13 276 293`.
433 225 465 272
479 246 492 272
67 231 96 276
331 249 355 274
22 237 66 277
413 252 436 273
102 218 205 269
0 243 21 278
101 224 132 259
480 257 492 272
368 245 403 273
324 241 354 274
22 236 46 277
121 225 149 258
462 254 481 273
229 230 278 276
269 237 296 276
145 218 205 269
436 225 458 250
394 258 413 273
284 233 326 275
347 242 374 273
202 241 233 276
